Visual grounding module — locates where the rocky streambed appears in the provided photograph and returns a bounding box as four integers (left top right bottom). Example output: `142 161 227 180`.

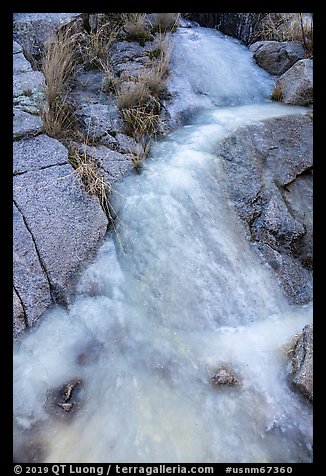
13 13 313 463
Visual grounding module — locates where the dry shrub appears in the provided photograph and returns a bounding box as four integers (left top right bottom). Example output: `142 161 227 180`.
70 145 124 251
41 96 77 139
142 39 172 95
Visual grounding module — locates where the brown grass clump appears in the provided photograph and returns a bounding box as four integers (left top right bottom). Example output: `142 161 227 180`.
122 13 153 45
128 141 151 172
115 30 172 147
151 13 180 33
120 106 160 138
81 22 120 68
41 26 80 138
70 146 111 213
271 81 283 101
117 81 152 109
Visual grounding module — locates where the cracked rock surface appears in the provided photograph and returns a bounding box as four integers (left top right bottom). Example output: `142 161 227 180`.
216 113 313 304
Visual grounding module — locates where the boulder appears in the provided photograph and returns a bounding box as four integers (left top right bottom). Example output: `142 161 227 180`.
282 174 313 267
101 132 142 155
289 325 313 401
45 378 83 418
13 162 108 304
217 113 313 304
276 59 313 105
254 242 313 305
13 71 45 98
250 41 304 75
110 40 150 64
13 135 108 322
13 109 43 140
69 68 110 106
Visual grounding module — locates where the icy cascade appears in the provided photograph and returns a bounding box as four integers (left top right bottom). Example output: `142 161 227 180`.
13 25 312 463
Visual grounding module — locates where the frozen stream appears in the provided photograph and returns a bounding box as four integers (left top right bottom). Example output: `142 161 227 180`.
13 25 312 463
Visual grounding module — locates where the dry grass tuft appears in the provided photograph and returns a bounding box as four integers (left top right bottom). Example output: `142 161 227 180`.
70 147 112 213
41 96 77 139
122 13 147 36
81 22 120 68
70 145 125 251
151 13 180 33
128 141 151 172
116 32 172 144
42 27 79 107
120 106 160 139
122 13 153 45
117 81 152 109
41 26 80 138
271 81 283 101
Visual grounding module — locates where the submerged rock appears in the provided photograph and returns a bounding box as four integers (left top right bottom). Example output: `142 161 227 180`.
250 41 304 75
288 325 313 401
211 367 238 386
46 378 83 417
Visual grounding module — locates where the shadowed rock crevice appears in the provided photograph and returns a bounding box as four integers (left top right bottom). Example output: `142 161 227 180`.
13 285 28 334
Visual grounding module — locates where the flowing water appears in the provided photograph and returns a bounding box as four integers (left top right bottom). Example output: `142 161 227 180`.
13 25 313 463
